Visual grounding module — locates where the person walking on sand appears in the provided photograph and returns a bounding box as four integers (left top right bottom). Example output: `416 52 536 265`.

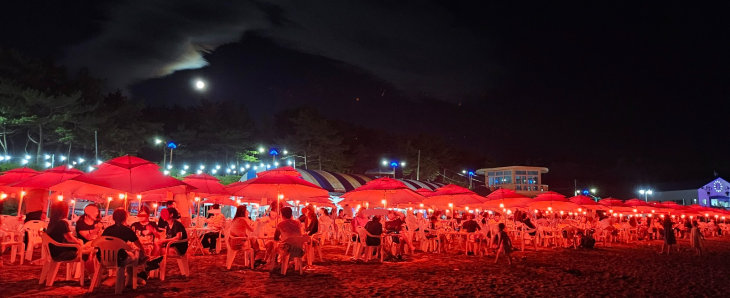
494 223 512 265
659 216 676 255
690 220 704 256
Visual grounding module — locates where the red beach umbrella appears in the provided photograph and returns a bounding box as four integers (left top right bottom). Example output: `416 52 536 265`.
340 177 424 208
0 167 40 191
414 188 434 197
51 155 190 196
529 193 581 211
256 166 301 177
8 165 83 189
598 198 633 213
569 195 609 211
483 192 532 210
226 172 329 208
182 173 231 198
423 184 486 209
624 198 654 213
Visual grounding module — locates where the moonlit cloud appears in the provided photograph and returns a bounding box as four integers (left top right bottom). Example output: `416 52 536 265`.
64 1 493 99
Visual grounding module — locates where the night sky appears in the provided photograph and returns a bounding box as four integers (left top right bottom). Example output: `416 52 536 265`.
2 1 729 198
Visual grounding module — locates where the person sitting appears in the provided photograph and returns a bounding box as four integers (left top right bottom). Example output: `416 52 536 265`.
102 209 161 281
364 215 383 256
201 204 226 253
462 213 482 233
131 207 161 256
156 201 176 231
385 211 406 259
157 208 188 257
47 201 95 275
272 207 304 271
302 205 318 236
229 205 261 266
343 204 354 221
76 204 102 244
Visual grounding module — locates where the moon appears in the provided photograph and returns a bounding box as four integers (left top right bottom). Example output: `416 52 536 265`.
195 80 205 90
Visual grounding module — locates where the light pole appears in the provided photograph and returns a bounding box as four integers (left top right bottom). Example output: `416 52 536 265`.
382 160 405 178
155 138 167 167
167 142 177 167
639 189 653 202
462 170 475 189
283 150 307 169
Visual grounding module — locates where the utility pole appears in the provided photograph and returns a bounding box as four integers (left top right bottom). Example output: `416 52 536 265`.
416 150 420 180
94 131 98 163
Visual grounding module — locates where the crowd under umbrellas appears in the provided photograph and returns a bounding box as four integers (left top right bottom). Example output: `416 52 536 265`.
1 156 730 294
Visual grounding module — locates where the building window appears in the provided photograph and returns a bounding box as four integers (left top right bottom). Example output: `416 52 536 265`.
515 185 522 191
528 171 538 175
515 171 526 175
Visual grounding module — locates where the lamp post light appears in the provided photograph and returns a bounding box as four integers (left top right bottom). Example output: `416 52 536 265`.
155 138 167 167
638 189 653 202
382 160 405 178
167 142 177 167
462 170 475 189
283 150 307 169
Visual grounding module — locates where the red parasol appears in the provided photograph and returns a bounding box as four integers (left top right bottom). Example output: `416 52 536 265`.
624 198 655 213
423 184 486 209
485 188 516 199
339 177 424 207
8 166 83 189
529 193 581 211
414 188 434 197
569 195 609 211
0 167 40 191
226 172 328 207
182 173 231 198
256 166 301 177
483 192 532 210
51 155 190 196
598 198 633 212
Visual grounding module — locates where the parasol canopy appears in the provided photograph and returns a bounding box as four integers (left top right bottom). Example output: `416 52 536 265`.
182 173 231 198
256 166 301 177
529 193 581 211
0 167 40 192
51 155 190 196
568 195 609 210
8 165 83 189
623 198 655 213
227 172 329 205
414 188 435 197
423 184 486 209
598 198 633 212
483 192 532 210
339 177 424 207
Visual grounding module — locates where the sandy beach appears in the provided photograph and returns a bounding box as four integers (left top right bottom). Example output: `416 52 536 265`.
1 237 728 297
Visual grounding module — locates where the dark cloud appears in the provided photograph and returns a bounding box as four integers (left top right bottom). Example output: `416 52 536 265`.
64 1 493 99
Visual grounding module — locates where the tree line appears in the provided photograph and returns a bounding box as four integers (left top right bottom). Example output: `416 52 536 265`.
0 49 485 185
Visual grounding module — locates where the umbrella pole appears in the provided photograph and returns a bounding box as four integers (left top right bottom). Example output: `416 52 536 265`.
18 188 25 218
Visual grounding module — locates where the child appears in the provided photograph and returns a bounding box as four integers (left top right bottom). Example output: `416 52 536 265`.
494 223 512 265
690 220 704 256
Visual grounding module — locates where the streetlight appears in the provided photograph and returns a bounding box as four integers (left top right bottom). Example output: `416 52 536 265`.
167 142 177 167
638 189 653 202
155 138 167 167
283 150 307 169
463 170 475 189
382 159 405 178
590 188 596 194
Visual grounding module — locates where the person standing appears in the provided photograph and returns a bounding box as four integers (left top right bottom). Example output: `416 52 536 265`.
690 220 704 256
659 216 677 255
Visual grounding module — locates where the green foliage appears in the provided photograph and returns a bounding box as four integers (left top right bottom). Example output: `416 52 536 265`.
276 108 351 172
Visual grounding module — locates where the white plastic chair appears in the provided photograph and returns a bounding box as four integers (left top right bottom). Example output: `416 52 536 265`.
88 236 137 294
22 220 47 261
280 235 307 275
1 228 25 265
225 230 254 270
39 232 84 287
160 239 189 280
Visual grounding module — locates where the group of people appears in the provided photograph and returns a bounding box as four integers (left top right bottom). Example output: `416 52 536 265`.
43 199 189 282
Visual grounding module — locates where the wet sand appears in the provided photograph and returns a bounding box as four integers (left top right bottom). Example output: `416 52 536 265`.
1 237 728 297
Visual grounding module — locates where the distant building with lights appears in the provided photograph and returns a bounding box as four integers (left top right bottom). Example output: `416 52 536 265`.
476 166 549 197
652 177 730 207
